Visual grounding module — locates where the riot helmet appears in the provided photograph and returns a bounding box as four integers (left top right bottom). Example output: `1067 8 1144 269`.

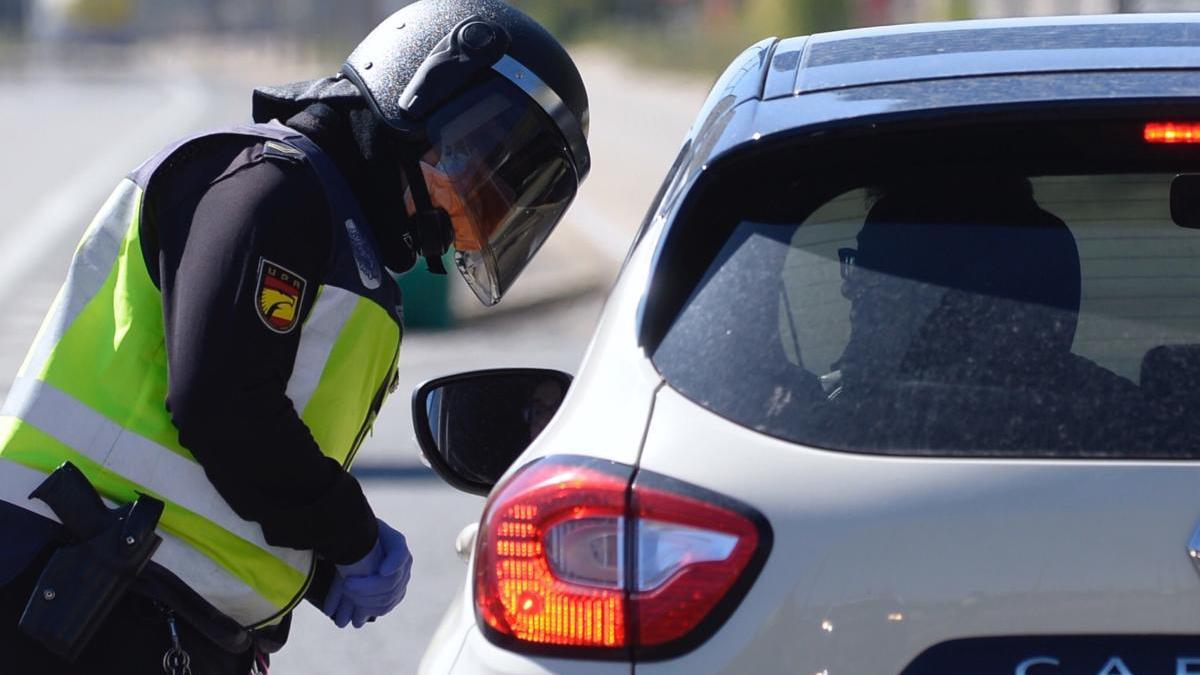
341 0 591 306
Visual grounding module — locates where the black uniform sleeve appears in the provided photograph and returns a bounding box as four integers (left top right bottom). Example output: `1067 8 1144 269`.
149 145 378 566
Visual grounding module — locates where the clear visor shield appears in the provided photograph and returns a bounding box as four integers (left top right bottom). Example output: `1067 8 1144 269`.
421 77 580 306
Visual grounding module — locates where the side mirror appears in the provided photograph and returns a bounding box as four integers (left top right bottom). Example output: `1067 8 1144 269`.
412 368 572 496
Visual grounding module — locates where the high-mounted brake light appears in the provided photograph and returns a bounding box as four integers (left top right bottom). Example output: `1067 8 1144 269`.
474 456 771 660
1145 122 1200 144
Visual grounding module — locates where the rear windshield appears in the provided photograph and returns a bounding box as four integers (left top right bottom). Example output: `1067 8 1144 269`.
651 123 1200 458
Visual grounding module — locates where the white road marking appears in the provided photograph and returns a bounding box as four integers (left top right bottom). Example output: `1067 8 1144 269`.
0 79 207 302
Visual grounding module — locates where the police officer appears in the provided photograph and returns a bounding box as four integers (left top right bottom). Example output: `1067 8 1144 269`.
0 0 591 672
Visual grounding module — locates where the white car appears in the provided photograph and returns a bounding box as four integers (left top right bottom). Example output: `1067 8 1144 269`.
413 14 1200 674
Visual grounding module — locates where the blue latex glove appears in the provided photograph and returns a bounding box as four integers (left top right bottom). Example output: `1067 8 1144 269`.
322 519 413 629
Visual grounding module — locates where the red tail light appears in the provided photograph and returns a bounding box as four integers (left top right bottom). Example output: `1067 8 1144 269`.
474 456 771 660
1145 122 1200 144
475 460 628 649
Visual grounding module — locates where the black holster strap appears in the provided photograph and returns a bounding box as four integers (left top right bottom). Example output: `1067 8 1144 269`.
17 464 164 662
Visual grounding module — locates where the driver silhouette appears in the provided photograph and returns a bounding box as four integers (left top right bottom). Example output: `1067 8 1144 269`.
807 175 1146 454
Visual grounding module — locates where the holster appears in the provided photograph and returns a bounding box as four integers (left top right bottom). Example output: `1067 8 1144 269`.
18 462 164 662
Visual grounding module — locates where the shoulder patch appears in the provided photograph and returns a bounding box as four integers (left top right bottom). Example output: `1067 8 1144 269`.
256 258 307 334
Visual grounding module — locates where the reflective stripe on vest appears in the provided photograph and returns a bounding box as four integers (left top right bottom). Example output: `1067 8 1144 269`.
0 130 403 628
0 457 284 623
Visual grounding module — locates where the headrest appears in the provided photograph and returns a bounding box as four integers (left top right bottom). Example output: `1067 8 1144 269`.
1140 345 1200 402
858 175 1081 316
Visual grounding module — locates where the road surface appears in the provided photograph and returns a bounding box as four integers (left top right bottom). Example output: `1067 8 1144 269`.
0 43 708 673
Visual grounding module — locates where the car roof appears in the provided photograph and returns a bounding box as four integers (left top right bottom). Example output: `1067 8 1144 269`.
772 13 1200 98
682 14 1200 171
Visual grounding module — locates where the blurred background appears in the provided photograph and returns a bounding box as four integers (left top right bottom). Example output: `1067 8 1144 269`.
0 0 1198 672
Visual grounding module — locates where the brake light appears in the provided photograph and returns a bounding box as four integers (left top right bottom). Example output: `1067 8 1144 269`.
1145 122 1200 144
475 460 628 649
474 456 771 659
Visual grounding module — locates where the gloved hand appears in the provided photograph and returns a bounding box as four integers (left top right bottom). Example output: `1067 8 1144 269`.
321 519 413 628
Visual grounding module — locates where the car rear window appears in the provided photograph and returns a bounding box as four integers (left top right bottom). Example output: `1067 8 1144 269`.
651 135 1200 458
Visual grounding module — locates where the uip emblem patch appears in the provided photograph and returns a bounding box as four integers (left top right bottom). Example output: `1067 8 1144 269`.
256 259 306 334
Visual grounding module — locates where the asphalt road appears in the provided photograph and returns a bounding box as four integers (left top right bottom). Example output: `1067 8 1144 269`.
0 44 708 673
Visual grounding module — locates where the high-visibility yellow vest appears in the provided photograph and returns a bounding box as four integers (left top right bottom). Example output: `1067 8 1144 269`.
0 124 404 629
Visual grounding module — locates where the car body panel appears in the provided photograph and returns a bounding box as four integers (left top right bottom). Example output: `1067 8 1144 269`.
634 386 1200 674
680 37 777 144
750 70 1200 144
637 38 777 251
762 37 808 101
417 188 669 675
418 575 472 674
517 206 665 470
453 629 631 675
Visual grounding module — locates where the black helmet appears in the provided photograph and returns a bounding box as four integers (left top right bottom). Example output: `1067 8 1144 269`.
341 0 591 306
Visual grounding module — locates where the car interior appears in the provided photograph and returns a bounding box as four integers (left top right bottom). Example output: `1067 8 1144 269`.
646 114 1200 459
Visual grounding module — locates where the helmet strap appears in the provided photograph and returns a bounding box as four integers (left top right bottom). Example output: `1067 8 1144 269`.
402 153 453 275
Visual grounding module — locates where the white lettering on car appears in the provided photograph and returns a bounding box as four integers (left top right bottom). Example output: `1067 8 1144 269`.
1097 657 1134 675
1014 654 1200 675
1016 656 1060 674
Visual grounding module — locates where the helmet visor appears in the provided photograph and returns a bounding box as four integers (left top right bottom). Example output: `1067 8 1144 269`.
422 77 580 306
